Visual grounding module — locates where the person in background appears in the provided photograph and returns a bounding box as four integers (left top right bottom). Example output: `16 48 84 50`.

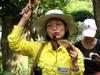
75 19 100 75
7 0 84 75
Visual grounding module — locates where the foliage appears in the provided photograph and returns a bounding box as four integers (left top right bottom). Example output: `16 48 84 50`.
2 71 13 75
71 10 93 22
2 0 26 15
64 1 93 21
65 1 93 13
0 55 3 75
31 0 70 17
40 0 69 12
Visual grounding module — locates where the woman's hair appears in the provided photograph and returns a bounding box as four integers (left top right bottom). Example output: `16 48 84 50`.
45 17 69 41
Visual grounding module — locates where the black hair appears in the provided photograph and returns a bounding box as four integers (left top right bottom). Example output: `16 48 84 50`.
44 17 69 41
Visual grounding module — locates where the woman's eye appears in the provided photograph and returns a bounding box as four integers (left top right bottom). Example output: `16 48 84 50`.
47 24 52 27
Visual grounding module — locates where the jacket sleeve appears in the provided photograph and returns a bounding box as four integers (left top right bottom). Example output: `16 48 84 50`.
7 25 42 57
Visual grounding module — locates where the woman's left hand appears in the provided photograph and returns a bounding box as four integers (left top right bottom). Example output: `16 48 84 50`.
57 39 78 63
69 50 78 63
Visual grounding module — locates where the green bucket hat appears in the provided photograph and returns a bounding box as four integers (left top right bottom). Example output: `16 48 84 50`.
32 9 76 37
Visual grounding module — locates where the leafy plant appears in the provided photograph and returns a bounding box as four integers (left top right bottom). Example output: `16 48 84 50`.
64 1 93 22
71 10 93 22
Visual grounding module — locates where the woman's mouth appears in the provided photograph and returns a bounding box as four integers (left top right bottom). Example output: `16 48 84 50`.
52 32 59 37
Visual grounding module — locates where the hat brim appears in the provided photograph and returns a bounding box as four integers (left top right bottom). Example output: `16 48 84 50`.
82 29 96 37
32 14 76 36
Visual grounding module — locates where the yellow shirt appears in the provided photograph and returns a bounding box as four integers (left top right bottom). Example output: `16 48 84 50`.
8 26 84 75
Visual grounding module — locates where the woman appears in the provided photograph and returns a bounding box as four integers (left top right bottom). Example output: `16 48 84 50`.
8 1 84 75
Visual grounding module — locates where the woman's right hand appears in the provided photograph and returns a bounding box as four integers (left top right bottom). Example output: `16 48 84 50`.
18 0 32 27
21 0 32 20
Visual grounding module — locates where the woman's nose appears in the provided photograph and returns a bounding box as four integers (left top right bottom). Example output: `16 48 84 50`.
52 24 57 30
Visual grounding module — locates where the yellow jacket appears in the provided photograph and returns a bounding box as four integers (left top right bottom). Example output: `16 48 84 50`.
8 26 84 75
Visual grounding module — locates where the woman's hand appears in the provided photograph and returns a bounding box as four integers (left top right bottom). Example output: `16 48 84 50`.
21 0 32 20
57 39 78 63
18 0 32 27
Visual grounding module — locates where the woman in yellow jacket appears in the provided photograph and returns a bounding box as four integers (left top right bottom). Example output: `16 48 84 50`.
8 1 84 75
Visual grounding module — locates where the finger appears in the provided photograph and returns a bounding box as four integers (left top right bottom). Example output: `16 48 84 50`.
28 0 31 4
20 7 27 15
69 50 74 55
28 0 32 9
58 39 69 44
70 52 78 59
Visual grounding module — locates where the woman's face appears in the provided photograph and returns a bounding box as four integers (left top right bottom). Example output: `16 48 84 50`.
46 18 66 39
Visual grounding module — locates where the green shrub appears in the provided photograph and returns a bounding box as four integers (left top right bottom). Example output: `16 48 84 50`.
65 1 93 13
63 1 93 22
71 10 93 22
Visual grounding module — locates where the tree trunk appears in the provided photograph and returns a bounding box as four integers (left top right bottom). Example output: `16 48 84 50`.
1 14 13 73
93 0 100 38
1 14 29 75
